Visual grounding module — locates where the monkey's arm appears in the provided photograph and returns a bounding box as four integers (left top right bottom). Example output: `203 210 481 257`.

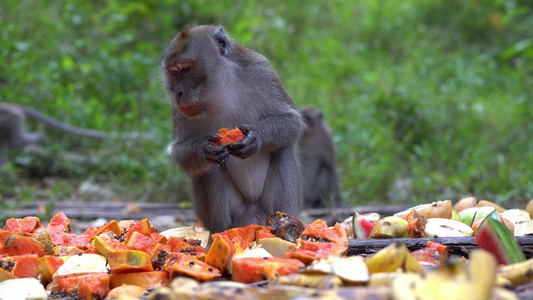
170 134 229 175
229 109 304 159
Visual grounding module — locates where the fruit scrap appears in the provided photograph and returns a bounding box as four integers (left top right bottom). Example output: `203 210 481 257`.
213 127 245 146
475 210 525 265
266 211 306 243
285 220 348 265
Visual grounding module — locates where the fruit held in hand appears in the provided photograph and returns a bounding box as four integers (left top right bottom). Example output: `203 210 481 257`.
213 127 245 146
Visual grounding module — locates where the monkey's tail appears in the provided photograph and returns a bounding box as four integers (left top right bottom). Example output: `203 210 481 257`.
17 104 151 139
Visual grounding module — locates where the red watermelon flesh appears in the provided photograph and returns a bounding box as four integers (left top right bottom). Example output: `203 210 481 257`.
352 213 375 239
474 216 525 265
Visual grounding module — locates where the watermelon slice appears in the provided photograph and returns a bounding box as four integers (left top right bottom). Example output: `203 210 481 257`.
352 212 375 239
474 210 525 265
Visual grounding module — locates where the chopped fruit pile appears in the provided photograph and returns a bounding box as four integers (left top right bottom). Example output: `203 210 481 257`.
0 197 532 299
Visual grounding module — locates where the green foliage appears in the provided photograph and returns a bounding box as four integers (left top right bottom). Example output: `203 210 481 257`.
0 0 531 208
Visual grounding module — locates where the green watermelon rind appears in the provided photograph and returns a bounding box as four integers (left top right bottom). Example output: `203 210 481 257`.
474 216 526 265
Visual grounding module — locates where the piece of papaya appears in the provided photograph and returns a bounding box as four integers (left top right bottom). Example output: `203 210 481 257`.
11 254 40 278
57 274 111 300
169 255 220 281
126 231 158 254
0 234 46 257
39 255 68 283
204 234 236 273
106 250 154 274
93 236 128 256
110 271 170 289
123 218 152 244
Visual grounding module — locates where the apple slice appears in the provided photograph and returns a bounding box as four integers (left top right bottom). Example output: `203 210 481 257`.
424 218 474 237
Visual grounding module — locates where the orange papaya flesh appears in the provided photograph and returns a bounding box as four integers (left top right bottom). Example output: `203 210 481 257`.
255 226 276 240
57 274 111 300
106 250 154 274
0 266 17 282
123 218 152 244
110 271 170 289
46 212 72 246
167 237 206 256
4 217 43 233
91 220 122 239
62 233 91 250
232 257 305 284
169 255 220 282
0 234 46 257
93 235 129 256
285 240 347 265
216 224 263 248
126 231 158 254
11 254 40 278
39 255 67 282
204 234 236 273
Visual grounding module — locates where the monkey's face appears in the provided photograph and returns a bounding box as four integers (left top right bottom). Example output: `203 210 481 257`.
161 25 234 119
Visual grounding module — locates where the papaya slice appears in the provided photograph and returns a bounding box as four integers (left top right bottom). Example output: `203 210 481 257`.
93 235 129 256
123 218 152 244
4 217 43 233
0 234 46 257
57 274 111 300
213 127 245 146
106 250 154 274
167 237 206 256
46 212 72 246
39 255 67 283
232 257 305 284
126 231 158 254
11 254 40 278
110 271 170 289
168 255 220 281
204 234 236 273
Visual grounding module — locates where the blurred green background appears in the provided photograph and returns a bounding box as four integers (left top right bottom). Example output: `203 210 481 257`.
1 0 532 214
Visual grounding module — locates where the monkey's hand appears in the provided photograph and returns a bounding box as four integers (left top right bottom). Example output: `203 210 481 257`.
204 134 229 165
228 125 260 159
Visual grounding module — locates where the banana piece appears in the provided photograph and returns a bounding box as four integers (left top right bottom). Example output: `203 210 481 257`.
271 273 343 289
364 242 422 274
497 258 533 287
368 271 403 287
392 250 497 300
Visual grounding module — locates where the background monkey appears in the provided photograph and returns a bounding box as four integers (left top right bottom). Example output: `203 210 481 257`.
161 25 305 234
299 106 343 209
0 103 151 165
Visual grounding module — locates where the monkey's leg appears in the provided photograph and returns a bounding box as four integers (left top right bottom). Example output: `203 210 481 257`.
259 147 302 219
191 168 240 233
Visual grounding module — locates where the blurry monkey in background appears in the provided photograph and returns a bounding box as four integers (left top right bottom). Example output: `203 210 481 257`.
299 106 343 209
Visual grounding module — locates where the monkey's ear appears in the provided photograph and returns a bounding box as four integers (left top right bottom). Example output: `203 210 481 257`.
211 27 232 56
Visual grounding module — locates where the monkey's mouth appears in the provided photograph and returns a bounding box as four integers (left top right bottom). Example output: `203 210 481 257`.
178 103 204 118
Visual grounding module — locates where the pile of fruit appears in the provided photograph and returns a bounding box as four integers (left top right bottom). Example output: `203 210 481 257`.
0 197 532 300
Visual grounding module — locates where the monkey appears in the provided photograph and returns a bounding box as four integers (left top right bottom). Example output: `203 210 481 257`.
0 103 153 165
298 106 343 209
160 25 305 234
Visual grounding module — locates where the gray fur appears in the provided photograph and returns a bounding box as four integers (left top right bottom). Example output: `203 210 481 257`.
161 25 305 233
299 106 343 209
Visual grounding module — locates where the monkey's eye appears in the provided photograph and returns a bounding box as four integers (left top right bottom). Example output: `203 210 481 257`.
168 65 179 75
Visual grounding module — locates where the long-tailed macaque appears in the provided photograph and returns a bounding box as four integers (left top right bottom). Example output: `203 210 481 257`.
299 106 343 209
161 25 305 234
0 103 152 165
